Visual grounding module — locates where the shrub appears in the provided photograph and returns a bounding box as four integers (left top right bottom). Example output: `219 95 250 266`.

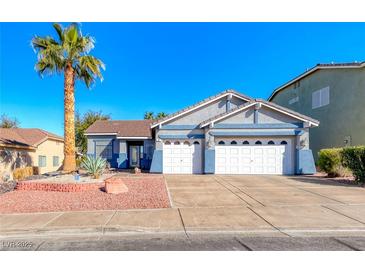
317 148 343 177
13 166 34 181
80 156 106 179
341 146 365 184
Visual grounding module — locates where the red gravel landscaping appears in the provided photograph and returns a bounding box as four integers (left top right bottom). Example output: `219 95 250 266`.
0 176 171 213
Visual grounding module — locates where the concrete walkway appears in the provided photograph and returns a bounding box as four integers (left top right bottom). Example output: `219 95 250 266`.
1 175 365 238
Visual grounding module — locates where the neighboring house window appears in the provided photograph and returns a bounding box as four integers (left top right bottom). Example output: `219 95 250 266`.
312 86 330 109
53 156 59 167
289 96 299 105
95 142 113 159
38 155 46 167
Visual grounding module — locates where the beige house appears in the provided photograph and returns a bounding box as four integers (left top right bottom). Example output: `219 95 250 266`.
0 128 64 179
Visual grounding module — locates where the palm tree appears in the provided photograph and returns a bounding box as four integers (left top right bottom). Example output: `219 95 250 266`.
32 23 105 172
144 111 155 120
156 112 168 119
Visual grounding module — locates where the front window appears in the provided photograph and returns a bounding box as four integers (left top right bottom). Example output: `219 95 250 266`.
95 142 113 159
53 156 59 167
38 155 46 167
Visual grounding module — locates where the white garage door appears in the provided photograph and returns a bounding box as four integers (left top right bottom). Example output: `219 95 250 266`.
163 140 203 174
215 139 293 175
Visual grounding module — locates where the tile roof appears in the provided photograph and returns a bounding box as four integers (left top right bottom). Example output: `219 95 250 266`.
85 120 152 138
269 61 365 101
199 99 319 127
151 89 253 127
0 128 63 148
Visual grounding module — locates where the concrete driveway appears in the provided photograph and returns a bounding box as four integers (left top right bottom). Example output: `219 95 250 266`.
1 175 365 239
165 175 365 235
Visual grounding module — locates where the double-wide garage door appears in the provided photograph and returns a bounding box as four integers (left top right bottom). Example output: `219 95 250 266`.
215 141 293 175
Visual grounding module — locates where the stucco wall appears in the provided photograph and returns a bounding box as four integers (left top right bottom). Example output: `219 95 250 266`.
31 139 64 174
270 67 365 159
0 147 34 180
216 108 255 124
167 96 247 126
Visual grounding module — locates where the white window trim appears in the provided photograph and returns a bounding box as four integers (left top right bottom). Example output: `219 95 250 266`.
312 86 330 109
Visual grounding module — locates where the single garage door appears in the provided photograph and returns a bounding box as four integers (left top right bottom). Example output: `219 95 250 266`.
163 140 203 174
215 139 293 175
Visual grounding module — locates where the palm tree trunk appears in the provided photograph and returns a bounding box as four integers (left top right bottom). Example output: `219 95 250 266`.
62 63 76 172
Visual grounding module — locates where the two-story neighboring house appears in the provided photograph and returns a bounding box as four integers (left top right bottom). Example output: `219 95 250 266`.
268 62 365 160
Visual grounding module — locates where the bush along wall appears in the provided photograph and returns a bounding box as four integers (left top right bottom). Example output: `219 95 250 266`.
317 148 343 177
341 146 365 185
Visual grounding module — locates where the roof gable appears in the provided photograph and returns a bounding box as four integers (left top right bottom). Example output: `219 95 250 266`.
269 61 365 101
200 99 319 128
151 89 252 128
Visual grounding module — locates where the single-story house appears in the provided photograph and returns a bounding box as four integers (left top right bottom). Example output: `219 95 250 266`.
0 128 64 179
85 90 319 175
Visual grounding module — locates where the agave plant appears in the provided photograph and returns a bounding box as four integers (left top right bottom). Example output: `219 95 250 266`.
81 156 107 179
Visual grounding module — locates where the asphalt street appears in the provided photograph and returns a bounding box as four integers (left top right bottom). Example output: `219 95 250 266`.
1 233 365 251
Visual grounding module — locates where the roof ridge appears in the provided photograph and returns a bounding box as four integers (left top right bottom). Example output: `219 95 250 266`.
199 98 319 127
269 61 365 100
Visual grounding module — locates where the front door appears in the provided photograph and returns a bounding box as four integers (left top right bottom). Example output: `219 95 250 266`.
129 145 140 167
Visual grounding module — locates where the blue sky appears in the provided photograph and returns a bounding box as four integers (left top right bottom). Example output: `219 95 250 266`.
1 23 365 136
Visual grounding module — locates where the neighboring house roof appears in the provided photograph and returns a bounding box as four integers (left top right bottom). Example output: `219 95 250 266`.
268 61 365 101
199 99 320 128
0 128 63 149
85 120 152 138
151 89 253 128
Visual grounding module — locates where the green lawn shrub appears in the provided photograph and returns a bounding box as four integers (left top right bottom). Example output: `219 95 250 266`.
341 146 365 185
317 148 343 177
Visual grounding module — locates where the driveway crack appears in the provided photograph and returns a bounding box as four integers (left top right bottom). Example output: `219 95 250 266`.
214 176 265 207
297 187 346 205
247 207 291 237
322 205 365 225
177 208 189 239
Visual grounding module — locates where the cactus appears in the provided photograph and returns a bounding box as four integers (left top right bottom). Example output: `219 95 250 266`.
81 156 107 179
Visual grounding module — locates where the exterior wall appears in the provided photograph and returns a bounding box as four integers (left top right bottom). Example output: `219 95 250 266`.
270 68 365 159
257 106 299 124
86 135 153 170
216 109 255 124
0 147 34 180
167 96 247 126
30 139 64 174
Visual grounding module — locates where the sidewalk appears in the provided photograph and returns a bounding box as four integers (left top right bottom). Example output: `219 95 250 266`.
2 206 365 238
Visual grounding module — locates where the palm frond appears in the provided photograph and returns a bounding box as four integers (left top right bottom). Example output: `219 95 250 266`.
53 23 64 43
